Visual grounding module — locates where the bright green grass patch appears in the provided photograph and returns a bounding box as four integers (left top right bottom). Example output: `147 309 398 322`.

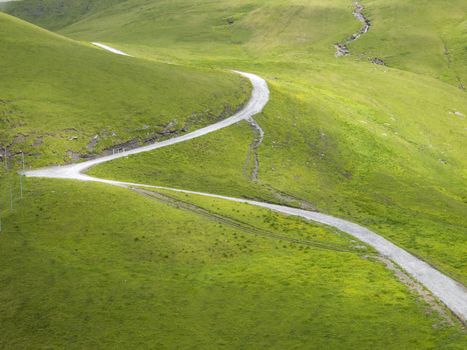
0 12 249 166
0 179 465 348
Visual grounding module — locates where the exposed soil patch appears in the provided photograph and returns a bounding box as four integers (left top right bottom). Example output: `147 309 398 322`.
32 136 43 147
12 133 27 145
86 134 100 151
66 150 81 162
369 57 386 65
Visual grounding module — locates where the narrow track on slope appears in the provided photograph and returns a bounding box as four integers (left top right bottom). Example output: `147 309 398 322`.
135 188 353 253
23 43 467 323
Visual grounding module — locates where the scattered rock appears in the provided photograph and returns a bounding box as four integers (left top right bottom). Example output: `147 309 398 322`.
161 120 178 136
32 136 43 147
68 136 78 141
66 150 81 161
86 134 100 151
369 57 386 65
12 133 28 145
335 43 350 57
226 16 235 25
453 111 464 118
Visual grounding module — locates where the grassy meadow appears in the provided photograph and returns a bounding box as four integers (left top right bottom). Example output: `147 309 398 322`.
0 0 466 348
0 179 465 349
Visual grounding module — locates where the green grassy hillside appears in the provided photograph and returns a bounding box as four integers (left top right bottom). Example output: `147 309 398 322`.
7 0 464 88
0 12 248 166
351 0 467 89
0 179 465 349
90 61 467 283
71 0 467 283
67 0 465 88
0 0 466 348
55 0 359 63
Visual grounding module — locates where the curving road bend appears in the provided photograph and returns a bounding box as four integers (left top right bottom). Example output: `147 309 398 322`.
24 44 467 322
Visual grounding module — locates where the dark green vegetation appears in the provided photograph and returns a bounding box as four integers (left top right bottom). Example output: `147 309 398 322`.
0 12 249 166
1 0 466 348
0 180 465 349
3 0 126 30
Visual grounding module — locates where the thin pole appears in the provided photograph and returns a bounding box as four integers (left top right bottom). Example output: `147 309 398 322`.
20 175 23 199
21 151 25 171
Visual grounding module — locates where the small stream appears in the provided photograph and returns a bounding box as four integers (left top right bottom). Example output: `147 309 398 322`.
335 1 371 57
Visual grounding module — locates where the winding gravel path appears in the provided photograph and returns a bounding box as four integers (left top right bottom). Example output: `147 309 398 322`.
24 43 467 322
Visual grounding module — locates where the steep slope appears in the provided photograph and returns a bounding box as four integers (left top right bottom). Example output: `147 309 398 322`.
0 12 248 166
3 0 126 30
